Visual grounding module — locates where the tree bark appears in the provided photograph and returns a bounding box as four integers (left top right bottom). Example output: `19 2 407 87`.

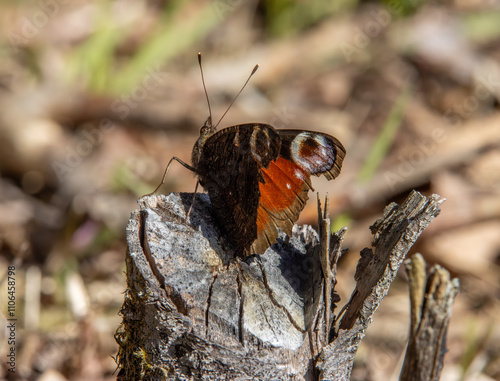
116 190 445 380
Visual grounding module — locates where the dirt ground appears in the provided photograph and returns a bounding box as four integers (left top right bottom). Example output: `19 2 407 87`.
1 1 499 380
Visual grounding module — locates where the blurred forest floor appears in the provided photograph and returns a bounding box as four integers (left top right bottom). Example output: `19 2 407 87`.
1 1 500 380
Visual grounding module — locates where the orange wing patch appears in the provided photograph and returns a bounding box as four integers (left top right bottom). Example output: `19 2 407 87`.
250 157 312 254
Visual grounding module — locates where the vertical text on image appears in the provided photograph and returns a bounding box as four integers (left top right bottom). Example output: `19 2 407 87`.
6 265 17 374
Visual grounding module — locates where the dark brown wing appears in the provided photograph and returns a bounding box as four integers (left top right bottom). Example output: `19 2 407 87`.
196 123 280 257
250 130 345 255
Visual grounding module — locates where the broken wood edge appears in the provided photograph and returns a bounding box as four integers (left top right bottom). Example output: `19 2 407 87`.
400 253 460 381
316 190 445 380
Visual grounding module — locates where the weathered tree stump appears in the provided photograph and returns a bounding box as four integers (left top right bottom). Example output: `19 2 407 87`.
116 190 447 380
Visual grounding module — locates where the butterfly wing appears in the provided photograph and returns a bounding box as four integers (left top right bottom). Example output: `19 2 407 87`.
278 130 345 180
250 130 346 255
196 124 281 257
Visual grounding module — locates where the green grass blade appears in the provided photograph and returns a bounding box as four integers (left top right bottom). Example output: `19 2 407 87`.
357 82 412 183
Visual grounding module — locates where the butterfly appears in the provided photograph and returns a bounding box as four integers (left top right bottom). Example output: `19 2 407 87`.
151 54 345 258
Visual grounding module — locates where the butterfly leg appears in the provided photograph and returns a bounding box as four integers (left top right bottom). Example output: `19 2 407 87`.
183 180 200 222
143 157 197 197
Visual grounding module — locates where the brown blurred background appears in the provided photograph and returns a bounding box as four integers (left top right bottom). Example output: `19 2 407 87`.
0 0 500 380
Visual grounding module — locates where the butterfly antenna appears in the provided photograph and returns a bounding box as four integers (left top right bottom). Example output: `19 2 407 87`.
198 52 212 124
214 63 259 129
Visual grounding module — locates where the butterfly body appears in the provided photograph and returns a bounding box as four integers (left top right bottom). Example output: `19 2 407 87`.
192 121 345 257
